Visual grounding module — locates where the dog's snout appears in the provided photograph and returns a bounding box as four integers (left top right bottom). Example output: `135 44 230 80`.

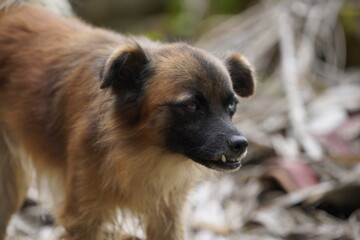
228 135 248 155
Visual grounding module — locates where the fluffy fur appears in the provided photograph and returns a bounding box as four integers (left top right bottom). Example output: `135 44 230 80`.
0 1 255 240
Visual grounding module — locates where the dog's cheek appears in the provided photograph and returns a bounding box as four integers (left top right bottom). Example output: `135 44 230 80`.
166 125 228 160
162 108 227 159
164 117 205 154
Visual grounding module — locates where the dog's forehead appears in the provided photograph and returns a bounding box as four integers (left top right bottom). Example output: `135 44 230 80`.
149 44 234 102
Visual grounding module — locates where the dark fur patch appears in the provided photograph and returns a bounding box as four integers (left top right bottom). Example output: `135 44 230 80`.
225 55 255 97
101 45 154 125
100 46 149 96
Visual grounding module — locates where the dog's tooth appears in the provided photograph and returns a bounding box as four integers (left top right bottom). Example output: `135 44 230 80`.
221 155 226 162
237 150 248 162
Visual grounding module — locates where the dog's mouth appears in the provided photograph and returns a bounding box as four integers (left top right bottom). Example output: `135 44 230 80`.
191 151 247 171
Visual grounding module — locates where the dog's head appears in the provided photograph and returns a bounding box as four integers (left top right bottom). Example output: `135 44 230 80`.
100 42 255 171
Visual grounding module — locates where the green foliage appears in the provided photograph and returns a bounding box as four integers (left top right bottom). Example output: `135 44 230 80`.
340 1 360 67
340 1 360 36
210 0 252 14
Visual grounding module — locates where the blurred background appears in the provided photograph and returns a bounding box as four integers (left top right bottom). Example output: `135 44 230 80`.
7 0 360 239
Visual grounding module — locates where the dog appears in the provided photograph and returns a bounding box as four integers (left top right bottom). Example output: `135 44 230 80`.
0 0 255 239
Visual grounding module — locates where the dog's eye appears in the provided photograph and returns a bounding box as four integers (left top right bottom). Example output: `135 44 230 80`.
229 102 236 109
228 101 237 114
184 102 199 111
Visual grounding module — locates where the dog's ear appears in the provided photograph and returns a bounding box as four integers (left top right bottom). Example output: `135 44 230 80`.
224 53 256 98
100 44 150 103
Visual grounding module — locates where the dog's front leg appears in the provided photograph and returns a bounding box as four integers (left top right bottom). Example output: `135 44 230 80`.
59 156 108 240
59 179 105 240
145 196 186 240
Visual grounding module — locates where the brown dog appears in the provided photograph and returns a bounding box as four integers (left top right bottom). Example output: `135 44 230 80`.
0 1 255 239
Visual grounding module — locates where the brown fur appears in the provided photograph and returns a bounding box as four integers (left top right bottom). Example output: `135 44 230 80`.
0 5 255 240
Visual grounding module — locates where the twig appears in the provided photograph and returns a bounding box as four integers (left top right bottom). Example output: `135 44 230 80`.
277 6 323 161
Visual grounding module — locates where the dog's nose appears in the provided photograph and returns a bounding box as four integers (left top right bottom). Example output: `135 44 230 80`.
228 135 248 155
